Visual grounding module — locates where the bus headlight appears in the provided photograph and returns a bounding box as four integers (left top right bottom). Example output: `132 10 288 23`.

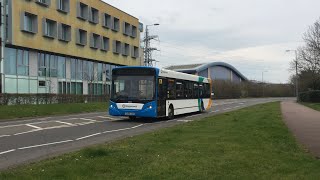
149 105 152 109
110 104 114 108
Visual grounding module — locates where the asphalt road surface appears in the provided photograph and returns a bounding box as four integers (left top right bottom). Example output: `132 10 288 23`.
0 98 293 170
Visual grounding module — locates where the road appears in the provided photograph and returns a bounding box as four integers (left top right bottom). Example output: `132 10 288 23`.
0 98 292 170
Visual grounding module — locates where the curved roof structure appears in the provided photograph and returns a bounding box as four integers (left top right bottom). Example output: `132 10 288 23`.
166 62 248 81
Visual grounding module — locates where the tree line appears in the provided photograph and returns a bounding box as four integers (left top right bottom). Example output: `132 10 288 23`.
291 18 320 92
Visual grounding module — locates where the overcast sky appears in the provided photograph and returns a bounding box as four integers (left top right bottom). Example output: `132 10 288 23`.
105 0 320 83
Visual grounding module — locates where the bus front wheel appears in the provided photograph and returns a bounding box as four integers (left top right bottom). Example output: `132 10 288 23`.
168 105 174 120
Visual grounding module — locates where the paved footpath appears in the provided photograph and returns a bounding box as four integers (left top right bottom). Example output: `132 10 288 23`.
281 101 320 158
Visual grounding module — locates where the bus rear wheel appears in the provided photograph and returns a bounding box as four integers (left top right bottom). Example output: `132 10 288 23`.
168 106 174 120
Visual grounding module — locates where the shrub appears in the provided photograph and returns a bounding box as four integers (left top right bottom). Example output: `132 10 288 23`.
299 90 320 103
0 94 109 106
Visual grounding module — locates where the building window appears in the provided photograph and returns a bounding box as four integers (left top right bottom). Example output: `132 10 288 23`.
112 17 120 32
102 13 112 29
36 0 50 7
17 50 29 76
76 60 83 80
77 2 88 20
76 29 87 46
97 63 103 81
42 18 57 38
20 12 38 34
49 55 58 77
83 61 94 81
131 46 139 58
113 40 122 54
131 25 137 38
57 0 69 13
58 23 71 42
122 43 130 56
4 48 17 75
90 33 101 49
123 22 131 36
101 36 109 51
39 81 46 87
57 56 66 78
71 58 76 80
38 53 49 77
89 7 99 24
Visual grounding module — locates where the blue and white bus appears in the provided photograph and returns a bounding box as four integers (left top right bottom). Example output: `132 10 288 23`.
109 66 213 119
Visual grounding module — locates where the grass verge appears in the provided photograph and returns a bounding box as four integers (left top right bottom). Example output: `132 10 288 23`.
301 102 320 111
1 102 320 179
0 102 109 120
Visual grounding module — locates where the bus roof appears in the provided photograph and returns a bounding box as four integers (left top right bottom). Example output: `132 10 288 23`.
113 66 211 83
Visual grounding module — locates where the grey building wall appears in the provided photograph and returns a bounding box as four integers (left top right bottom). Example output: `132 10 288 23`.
210 66 231 81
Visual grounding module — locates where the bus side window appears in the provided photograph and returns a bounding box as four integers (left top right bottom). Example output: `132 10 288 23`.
176 80 184 99
194 83 199 98
168 79 176 99
199 83 204 98
185 81 193 98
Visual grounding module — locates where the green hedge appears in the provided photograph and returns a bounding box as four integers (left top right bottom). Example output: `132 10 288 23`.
299 90 320 103
0 94 109 105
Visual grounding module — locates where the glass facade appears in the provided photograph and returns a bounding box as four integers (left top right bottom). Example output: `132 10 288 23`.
3 47 119 95
4 47 30 76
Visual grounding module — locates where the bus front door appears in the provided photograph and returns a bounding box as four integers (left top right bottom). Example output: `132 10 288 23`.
157 78 167 117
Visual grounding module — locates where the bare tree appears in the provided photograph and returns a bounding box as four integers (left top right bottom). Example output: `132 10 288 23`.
291 18 320 91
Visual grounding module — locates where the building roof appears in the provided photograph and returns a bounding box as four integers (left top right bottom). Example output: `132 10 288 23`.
166 62 248 81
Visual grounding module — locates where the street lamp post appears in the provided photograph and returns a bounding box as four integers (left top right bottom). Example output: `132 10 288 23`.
286 50 299 100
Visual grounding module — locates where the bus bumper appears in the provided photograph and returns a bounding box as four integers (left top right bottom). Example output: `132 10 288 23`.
109 101 157 118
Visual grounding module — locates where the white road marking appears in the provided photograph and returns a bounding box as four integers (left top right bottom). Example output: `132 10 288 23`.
0 124 25 129
26 124 42 129
76 133 102 140
80 118 97 122
14 129 42 136
101 124 144 134
18 140 74 150
56 121 74 126
177 120 193 122
223 107 233 111
0 135 11 138
96 116 119 120
0 149 16 155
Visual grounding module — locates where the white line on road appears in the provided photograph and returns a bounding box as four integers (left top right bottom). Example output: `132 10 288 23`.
18 140 74 150
223 107 233 111
101 124 144 134
0 124 25 129
0 149 16 155
80 118 97 122
209 110 220 114
96 116 119 120
56 121 74 126
76 133 102 140
14 129 42 136
26 124 42 129
177 120 193 122
0 135 11 138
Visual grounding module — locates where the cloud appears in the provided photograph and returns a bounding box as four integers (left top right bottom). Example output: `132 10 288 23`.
104 0 320 83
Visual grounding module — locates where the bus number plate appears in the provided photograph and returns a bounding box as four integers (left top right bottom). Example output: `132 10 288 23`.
125 112 135 116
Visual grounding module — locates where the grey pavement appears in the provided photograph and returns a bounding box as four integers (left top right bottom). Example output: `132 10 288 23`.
281 101 320 158
0 97 293 170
